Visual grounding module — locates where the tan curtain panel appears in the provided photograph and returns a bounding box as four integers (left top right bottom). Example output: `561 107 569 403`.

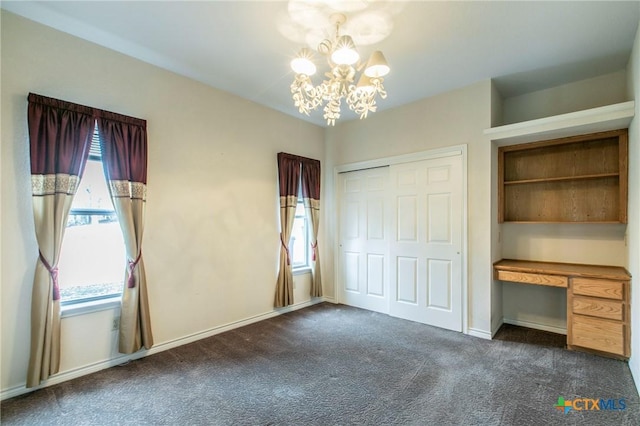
301 158 322 298
98 113 153 354
274 153 301 307
26 93 94 387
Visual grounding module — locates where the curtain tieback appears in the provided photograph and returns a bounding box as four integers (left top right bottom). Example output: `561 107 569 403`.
127 251 142 289
279 233 290 265
311 241 318 261
38 251 60 301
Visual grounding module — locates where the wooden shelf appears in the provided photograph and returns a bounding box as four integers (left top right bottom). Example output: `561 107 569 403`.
494 259 630 282
504 221 624 224
498 129 628 223
504 173 619 185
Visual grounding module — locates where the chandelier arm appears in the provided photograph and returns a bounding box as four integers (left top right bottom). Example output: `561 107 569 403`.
290 75 325 116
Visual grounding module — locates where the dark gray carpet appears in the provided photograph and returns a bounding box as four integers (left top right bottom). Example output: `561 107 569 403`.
2 303 639 425
494 323 567 349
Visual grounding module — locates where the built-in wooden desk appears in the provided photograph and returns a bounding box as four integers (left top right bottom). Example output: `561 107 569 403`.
494 259 631 359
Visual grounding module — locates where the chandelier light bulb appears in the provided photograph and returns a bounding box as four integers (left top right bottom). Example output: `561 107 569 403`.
291 48 317 75
331 35 360 65
364 50 390 78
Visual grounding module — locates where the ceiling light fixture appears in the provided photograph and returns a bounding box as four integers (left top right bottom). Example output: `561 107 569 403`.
290 13 390 126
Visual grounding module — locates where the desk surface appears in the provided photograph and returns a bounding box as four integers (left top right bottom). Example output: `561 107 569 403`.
494 259 631 281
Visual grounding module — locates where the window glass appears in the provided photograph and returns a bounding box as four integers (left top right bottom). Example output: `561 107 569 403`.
290 199 309 269
70 159 112 211
57 135 125 303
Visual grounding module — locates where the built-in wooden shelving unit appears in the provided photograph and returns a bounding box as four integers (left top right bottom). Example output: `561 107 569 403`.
485 102 634 224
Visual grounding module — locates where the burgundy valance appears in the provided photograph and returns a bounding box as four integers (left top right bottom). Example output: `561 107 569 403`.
277 152 320 198
28 93 147 182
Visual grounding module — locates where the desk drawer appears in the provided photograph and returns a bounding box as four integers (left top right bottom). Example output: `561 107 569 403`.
496 270 567 287
572 278 625 300
571 315 625 356
572 296 623 321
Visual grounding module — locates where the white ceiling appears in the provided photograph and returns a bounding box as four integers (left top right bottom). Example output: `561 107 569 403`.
2 1 639 127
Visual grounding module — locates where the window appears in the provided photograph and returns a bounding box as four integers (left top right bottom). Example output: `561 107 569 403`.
57 127 125 304
290 192 310 270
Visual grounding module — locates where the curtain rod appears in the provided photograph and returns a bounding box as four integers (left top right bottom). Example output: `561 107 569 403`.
28 92 146 127
278 152 320 164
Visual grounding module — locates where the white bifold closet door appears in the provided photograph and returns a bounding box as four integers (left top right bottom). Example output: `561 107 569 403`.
338 153 463 332
338 166 391 314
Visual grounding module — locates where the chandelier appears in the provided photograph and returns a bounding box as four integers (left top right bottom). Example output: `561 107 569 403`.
289 13 390 126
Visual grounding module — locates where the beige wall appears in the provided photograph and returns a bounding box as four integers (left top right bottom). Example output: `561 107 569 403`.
324 80 494 336
502 70 630 124
1 12 324 395
626 19 640 391
499 73 631 333
490 82 504 334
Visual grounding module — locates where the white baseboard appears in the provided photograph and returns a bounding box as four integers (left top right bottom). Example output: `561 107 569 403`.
491 318 505 338
1 297 326 401
503 318 567 335
468 317 565 341
467 327 492 340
